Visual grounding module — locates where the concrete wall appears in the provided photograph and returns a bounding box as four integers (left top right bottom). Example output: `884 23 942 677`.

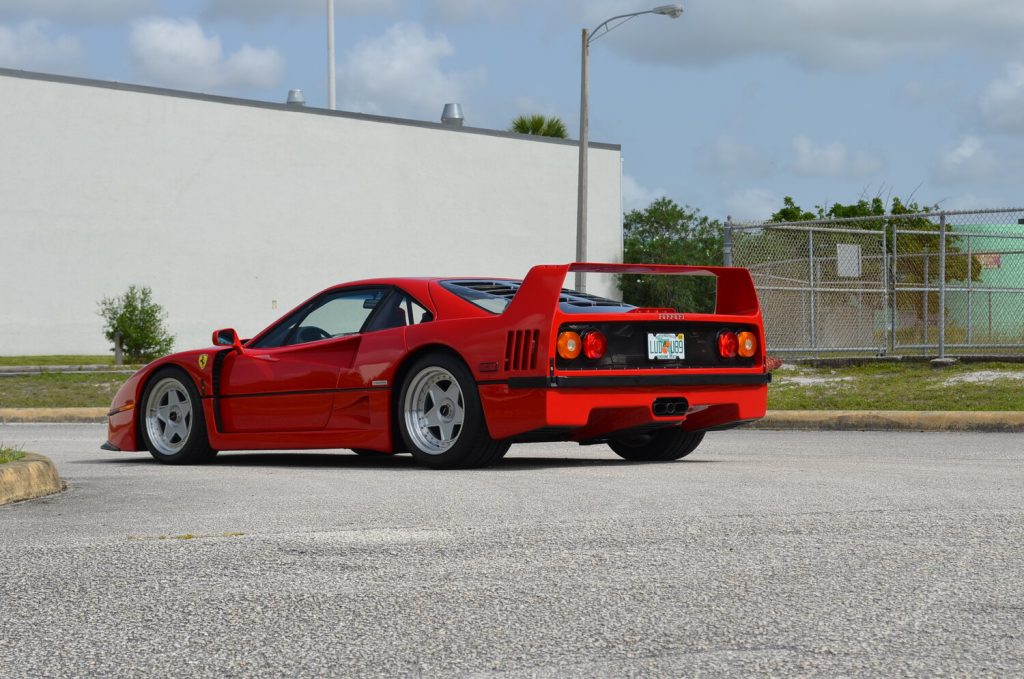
0 70 622 355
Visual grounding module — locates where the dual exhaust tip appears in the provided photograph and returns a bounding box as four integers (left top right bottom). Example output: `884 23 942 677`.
652 398 688 417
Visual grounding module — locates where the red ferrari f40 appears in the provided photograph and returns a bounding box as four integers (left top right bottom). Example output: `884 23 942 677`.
103 263 770 468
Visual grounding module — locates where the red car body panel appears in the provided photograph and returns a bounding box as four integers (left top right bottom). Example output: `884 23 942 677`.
105 263 769 454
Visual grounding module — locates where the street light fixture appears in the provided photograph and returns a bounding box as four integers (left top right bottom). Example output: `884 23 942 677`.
575 4 684 292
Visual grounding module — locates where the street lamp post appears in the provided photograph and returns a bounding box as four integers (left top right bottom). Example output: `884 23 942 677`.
327 0 336 110
575 4 684 292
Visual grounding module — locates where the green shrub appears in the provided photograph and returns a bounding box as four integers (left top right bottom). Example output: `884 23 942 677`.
97 285 175 362
0 447 26 465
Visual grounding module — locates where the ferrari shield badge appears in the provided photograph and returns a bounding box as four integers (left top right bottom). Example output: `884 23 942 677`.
198 354 208 370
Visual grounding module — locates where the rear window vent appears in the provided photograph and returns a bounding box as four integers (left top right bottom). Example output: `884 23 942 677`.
441 278 634 315
505 329 540 371
459 281 521 299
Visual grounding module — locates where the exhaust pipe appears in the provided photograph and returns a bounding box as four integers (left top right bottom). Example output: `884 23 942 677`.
652 398 688 417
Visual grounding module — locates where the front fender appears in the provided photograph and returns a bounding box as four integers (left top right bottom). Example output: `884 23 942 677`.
105 350 218 452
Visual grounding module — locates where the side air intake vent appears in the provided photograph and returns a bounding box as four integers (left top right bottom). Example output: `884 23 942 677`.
505 329 539 371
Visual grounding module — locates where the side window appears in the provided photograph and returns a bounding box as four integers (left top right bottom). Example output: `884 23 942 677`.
290 289 387 344
250 288 388 348
362 291 433 333
406 296 432 325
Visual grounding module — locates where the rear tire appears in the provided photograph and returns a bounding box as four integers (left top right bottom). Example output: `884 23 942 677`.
609 429 705 462
398 353 509 469
140 367 216 465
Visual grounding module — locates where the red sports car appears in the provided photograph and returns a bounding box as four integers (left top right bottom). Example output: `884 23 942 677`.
103 263 769 469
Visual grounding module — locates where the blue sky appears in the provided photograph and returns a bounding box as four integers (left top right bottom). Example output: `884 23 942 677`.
2 0 1024 220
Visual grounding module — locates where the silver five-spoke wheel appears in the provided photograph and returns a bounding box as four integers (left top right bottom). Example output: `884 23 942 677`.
403 367 465 455
144 377 194 456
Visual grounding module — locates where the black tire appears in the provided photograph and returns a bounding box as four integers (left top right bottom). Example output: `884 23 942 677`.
139 367 217 465
609 429 705 462
397 352 510 469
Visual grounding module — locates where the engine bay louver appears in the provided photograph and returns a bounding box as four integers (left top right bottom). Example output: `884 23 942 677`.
505 329 540 371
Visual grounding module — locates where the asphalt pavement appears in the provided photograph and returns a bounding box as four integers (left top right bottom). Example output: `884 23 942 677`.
1 424 1022 677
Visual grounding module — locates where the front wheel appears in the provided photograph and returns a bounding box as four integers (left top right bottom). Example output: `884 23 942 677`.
140 368 216 465
398 353 509 469
609 429 705 462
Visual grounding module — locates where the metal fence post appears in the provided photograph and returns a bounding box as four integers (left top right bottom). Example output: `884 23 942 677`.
891 228 898 354
114 331 123 366
966 234 973 345
923 248 929 347
882 230 890 354
938 213 947 358
723 216 733 267
808 229 816 350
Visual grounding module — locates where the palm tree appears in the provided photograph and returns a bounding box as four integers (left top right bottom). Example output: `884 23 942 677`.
509 114 568 139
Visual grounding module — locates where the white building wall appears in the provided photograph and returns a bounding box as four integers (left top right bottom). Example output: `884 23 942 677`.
0 71 622 355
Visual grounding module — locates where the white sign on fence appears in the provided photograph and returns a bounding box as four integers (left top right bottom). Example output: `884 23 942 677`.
837 243 862 278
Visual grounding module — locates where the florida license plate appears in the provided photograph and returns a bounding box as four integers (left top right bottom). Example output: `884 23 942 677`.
647 333 685 360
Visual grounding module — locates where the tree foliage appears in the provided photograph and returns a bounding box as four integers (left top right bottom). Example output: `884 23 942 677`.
509 114 568 138
768 195 980 286
97 285 175 362
762 196 982 328
620 198 723 313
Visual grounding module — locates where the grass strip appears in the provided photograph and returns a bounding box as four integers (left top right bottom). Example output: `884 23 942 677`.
1 360 1022 411
769 361 1024 411
0 373 126 408
0 355 118 367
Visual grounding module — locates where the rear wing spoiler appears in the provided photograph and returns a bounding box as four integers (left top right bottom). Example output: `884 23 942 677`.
505 262 761 318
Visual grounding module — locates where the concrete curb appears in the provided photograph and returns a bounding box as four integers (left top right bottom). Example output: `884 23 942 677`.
0 452 63 505
752 410 1024 433
0 408 108 423
2 408 1022 432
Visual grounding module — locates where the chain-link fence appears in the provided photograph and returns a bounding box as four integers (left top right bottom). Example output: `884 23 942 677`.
725 209 1024 357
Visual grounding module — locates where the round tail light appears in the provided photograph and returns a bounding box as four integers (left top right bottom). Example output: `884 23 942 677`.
583 331 607 359
557 331 582 359
717 330 738 358
737 331 757 358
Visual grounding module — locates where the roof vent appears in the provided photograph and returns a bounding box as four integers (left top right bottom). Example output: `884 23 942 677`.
286 89 306 107
441 103 464 127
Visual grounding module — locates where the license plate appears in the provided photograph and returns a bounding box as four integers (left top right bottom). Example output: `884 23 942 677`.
647 333 685 360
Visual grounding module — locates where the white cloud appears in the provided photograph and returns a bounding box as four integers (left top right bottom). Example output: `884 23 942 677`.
704 135 770 175
0 20 80 70
790 136 881 178
622 174 666 212
0 0 154 22
202 0 396 22
980 62 1024 134
429 0 546 22
581 0 1024 70
725 188 778 221
130 17 284 91
935 136 997 183
898 79 960 107
337 22 484 118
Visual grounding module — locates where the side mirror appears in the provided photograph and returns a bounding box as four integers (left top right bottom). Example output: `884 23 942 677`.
212 328 244 353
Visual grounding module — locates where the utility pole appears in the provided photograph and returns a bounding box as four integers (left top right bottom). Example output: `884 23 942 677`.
327 0 336 110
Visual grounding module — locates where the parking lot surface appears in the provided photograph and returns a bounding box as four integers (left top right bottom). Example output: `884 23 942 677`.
1 423 1022 677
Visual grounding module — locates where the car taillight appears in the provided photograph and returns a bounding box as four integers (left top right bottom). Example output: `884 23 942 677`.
717 330 738 358
582 331 607 359
557 331 582 359
737 331 757 358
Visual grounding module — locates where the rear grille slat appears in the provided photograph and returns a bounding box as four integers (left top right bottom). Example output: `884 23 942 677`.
504 329 540 371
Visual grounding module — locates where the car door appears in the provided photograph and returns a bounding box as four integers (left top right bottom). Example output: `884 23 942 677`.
218 287 390 433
